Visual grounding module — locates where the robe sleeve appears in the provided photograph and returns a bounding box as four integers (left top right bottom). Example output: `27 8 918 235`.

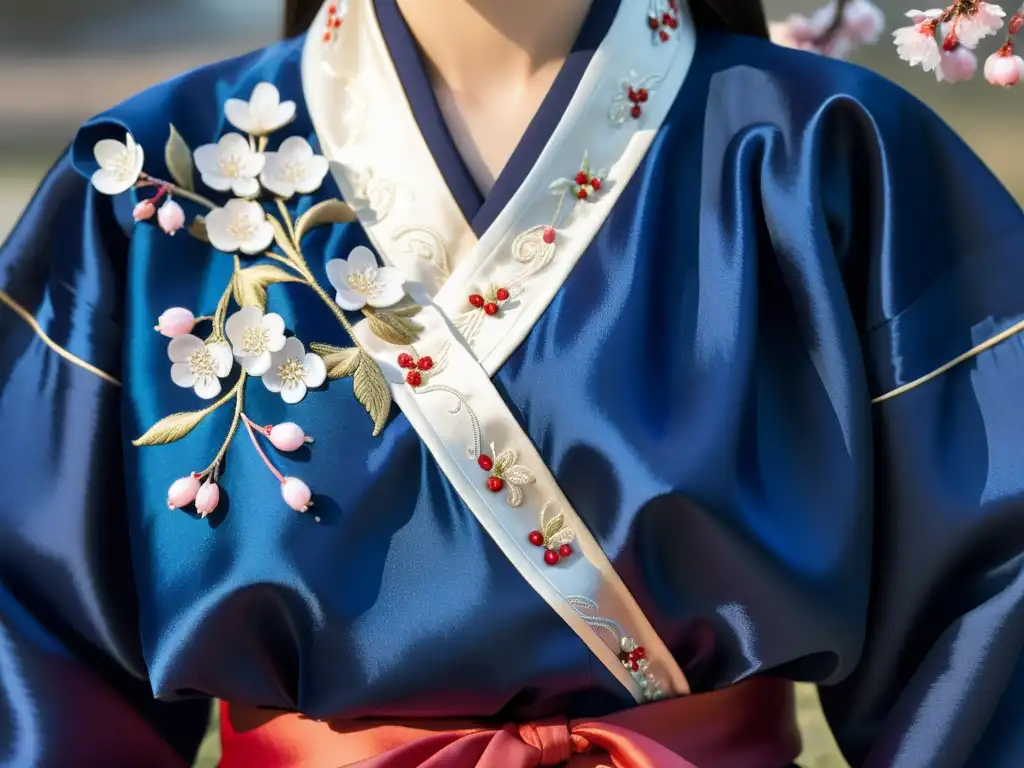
0 149 209 766
815 80 1024 767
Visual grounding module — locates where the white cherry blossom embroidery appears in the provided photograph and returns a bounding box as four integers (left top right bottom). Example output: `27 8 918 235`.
205 199 276 255
260 137 330 199
609 71 662 126
224 82 296 136
351 168 396 222
168 334 233 400
528 501 577 566
478 443 535 507
90 133 144 195
263 337 328 404
225 306 287 375
567 596 665 701
326 245 405 310
193 133 265 198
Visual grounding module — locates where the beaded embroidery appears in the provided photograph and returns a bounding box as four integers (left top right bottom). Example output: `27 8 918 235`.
478 443 536 507
609 71 662 126
647 0 681 43
401 343 483 459
528 502 577 566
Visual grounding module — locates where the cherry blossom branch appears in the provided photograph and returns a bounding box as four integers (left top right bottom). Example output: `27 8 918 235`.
241 410 285 483
137 173 218 210
199 372 247 479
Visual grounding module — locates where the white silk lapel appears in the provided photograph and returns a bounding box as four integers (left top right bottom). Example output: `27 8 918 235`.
303 0 695 375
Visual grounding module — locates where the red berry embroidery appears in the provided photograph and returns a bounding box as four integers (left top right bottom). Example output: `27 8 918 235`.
575 172 589 185
397 352 415 369
658 28 669 41
631 105 643 119
495 288 510 301
406 371 422 387
620 646 648 672
542 227 556 244
416 356 433 371
648 15 660 29
637 88 649 102
469 294 485 308
478 454 494 471
544 550 560 566
589 178 602 191
487 476 504 492
648 2 678 43
484 302 499 315
577 188 588 200
558 544 573 557
528 530 544 546
322 32 332 42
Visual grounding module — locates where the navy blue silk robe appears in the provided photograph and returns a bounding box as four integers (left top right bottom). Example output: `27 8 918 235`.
2 1 1024 765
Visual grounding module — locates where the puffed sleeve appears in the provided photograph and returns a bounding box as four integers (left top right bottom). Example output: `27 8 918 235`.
815 78 1024 766
0 147 209 766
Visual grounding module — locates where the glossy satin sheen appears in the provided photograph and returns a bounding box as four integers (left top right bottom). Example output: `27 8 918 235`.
1 27 1024 768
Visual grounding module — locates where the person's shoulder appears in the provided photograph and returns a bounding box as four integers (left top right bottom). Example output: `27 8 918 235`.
68 36 309 180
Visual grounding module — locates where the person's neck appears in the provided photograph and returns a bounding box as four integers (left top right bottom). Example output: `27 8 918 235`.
394 0 594 94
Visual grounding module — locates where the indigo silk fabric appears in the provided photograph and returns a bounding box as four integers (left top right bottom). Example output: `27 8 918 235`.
1 22 1024 768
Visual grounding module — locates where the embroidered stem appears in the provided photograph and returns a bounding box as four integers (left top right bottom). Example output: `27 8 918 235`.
138 173 217 210
276 199 300 254
263 250 303 271
198 372 247 478
242 410 285 483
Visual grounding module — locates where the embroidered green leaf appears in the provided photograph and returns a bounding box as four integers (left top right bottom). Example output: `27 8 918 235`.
266 213 302 263
543 513 565 542
312 343 360 380
232 265 303 310
363 305 424 345
188 215 209 243
165 124 195 191
294 199 358 242
352 351 392 436
492 451 515 477
133 408 209 447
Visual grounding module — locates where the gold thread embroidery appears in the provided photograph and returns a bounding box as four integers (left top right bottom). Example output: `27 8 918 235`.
0 288 121 386
872 316 1024 403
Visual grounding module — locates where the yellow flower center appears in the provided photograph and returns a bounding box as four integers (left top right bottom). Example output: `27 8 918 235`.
242 326 269 355
112 149 136 181
347 269 377 294
189 347 216 379
219 153 244 178
278 357 306 385
280 160 307 183
228 217 256 241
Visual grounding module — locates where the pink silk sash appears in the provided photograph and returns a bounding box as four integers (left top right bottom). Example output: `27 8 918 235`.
219 676 801 767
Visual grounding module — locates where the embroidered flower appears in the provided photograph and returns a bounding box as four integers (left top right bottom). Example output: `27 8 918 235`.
224 82 297 136
205 199 276 255
90 132 145 195
956 2 1005 48
550 153 607 202
225 306 287 375
326 246 405 311
193 133 266 198
467 285 512 317
893 11 942 71
260 136 330 199
262 337 328 404
168 334 233 399
984 45 1024 85
528 502 576 565
610 71 660 125
477 445 535 507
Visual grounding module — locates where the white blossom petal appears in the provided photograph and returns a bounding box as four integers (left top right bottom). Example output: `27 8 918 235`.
193 375 222 400
295 155 330 194
243 351 273 376
262 367 284 392
168 334 204 363
325 258 353 294
90 169 132 196
208 342 234 377
224 98 254 134
281 380 308 404
225 306 261 350
302 352 327 388
232 176 261 198
347 246 378 273
240 220 275 255
334 287 368 311
170 362 196 388
93 139 128 168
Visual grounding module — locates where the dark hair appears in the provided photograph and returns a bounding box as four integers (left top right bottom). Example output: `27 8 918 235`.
283 0 769 40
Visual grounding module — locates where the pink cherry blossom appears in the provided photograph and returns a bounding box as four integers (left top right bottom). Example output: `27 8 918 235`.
155 307 196 338
893 15 942 71
195 480 220 518
157 199 186 236
936 45 979 81
281 477 312 512
956 2 1005 49
167 474 201 510
133 200 156 222
984 47 1024 85
843 0 886 43
268 423 311 452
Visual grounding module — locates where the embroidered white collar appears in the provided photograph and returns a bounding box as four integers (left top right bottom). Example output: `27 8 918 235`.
302 0 697 375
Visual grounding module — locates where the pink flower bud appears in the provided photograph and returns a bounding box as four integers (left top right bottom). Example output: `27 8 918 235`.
1011 13 1023 35
937 46 978 82
167 474 201 510
155 307 196 337
268 422 311 452
984 49 1024 87
195 480 220 518
157 199 186 236
133 200 156 222
281 477 312 512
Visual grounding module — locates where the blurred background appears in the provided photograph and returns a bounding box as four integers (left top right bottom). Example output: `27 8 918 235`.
1 2 1021 767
